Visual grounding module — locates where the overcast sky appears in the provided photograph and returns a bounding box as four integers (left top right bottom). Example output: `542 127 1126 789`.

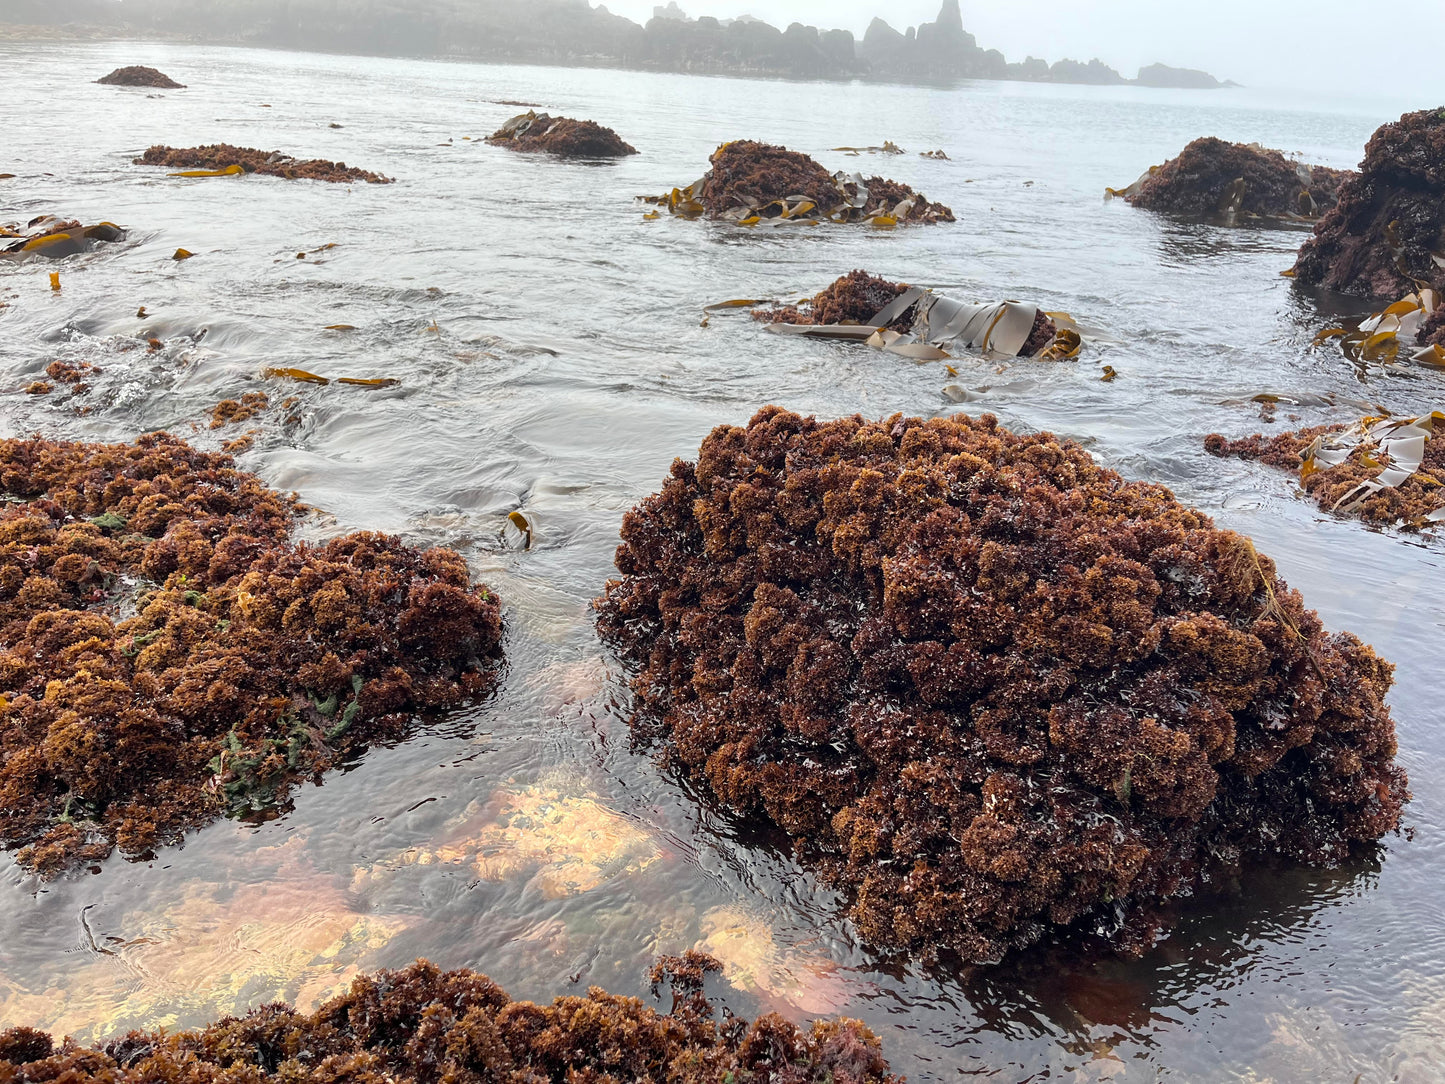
602 0 1443 102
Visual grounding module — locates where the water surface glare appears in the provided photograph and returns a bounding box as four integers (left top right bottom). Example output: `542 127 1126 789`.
1 41 1443 1082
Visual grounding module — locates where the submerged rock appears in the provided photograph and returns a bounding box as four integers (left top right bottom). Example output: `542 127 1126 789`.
0 955 899 1084
0 216 126 260
595 408 1408 963
0 434 503 874
1119 137 1349 219
485 111 638 157
649 141 954 225
96 66 184 89
1293 108 1445 300
134 144 391 184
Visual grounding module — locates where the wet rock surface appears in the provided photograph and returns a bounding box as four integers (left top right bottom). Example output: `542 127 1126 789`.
595 408 1408 963
1126 137 1349 219
1293 108 1445 299
134 144 391 184
0 434 503 874
1 216 126 259
0 955 899 1084
485 112 638 157
96 66 184 88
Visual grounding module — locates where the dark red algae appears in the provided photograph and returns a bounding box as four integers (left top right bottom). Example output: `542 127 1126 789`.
594 408 1408 963
0 434 502 875
134 145 390 184
0 955 899 1084
754 271 916 330
1127 137 1349 218
485 112 638 157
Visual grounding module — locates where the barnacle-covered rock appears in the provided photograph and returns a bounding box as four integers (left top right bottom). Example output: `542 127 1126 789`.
485 111 638 157
0 956 899 1084
0 434 503 874
1293 108 1445 299
595 408 1408 963
134 145 391 184
96 66 185 89
1117 137 1349 219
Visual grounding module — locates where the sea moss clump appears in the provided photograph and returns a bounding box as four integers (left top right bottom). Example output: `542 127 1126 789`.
596 408 1407 962
96 66 185 89
485 111 638 157
755 271 916 330
134 145 391 184
1293 108 1445 299
1206 424 1445 527
0 956 898 1084
696 141 954 223
0 434 502 874
1127 137 1349 218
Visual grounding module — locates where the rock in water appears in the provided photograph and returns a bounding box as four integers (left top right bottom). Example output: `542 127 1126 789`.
1293 107 1445 302
485 112 638 157
96 66 185 89
595 408 1408 963
1124 137 1349 219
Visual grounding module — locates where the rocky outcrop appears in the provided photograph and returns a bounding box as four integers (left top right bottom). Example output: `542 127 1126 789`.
485 112 637 157
1136 63 1229 89
1125 138 1350 220
1292 107 1445 300
96 65 183 87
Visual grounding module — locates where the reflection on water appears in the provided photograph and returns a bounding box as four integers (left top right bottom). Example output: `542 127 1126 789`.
1 41 1444 1082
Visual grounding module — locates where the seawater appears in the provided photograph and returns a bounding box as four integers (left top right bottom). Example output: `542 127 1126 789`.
0 40 1442 1083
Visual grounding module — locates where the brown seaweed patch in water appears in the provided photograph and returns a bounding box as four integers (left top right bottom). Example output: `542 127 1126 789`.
134 145 391 184
1206 419 1445 527
1293 108 1445 299
0 434 503 874
209 392 269 429
1127 137 1349 219
96 66 185 89
0 957 899 1084
595 408 1408 963
754 271 915 330
485 112 637 157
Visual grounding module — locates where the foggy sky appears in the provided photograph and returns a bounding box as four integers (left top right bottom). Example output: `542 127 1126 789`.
605 0 1443 103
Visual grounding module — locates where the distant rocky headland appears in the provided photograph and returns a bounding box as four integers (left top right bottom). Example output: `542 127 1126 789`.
2 0 1236 89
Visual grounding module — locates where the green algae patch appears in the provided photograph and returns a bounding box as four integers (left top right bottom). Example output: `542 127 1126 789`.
595 408 1408 964
0 954 899 1084
0 434 503 875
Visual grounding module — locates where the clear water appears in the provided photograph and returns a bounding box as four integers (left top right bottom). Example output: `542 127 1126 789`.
1 41 1442 1083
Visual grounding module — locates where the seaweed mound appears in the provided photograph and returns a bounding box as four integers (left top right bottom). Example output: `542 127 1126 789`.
595 408 1408 962
1206 415 1445 528
96 66 184 89
0 434 502 874
485 111 638 157
1293 108 1445 299
1125 137 1349 218
661 141 954 224
755 271 916 330
0 956 898 1084
134 145 391 184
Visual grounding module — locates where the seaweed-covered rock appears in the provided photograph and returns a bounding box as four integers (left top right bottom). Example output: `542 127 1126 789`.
96 66 185 89
134 145 391 184
595 408 1407 963
0 434 502 874
1206 413 1445 528
1293 108 1445 299
651 141 954 224
1 217 126 260
1122 137 1349 218
485 111 638 157
755 271 915 330
0 956 899 1084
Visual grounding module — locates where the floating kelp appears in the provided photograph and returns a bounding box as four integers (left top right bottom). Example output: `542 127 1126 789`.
0 216 126 260
595 408 1408 963
1312 287 1444 366
1110 137 1349 220
745 271 1081 360
0 955 898 1084
134 145 391 184
96 66 184 89
485 111 637 157
0 434 503 874
263 367 399 388
1293 108 1445 299
644 140 954 226
1206 412 1445 528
